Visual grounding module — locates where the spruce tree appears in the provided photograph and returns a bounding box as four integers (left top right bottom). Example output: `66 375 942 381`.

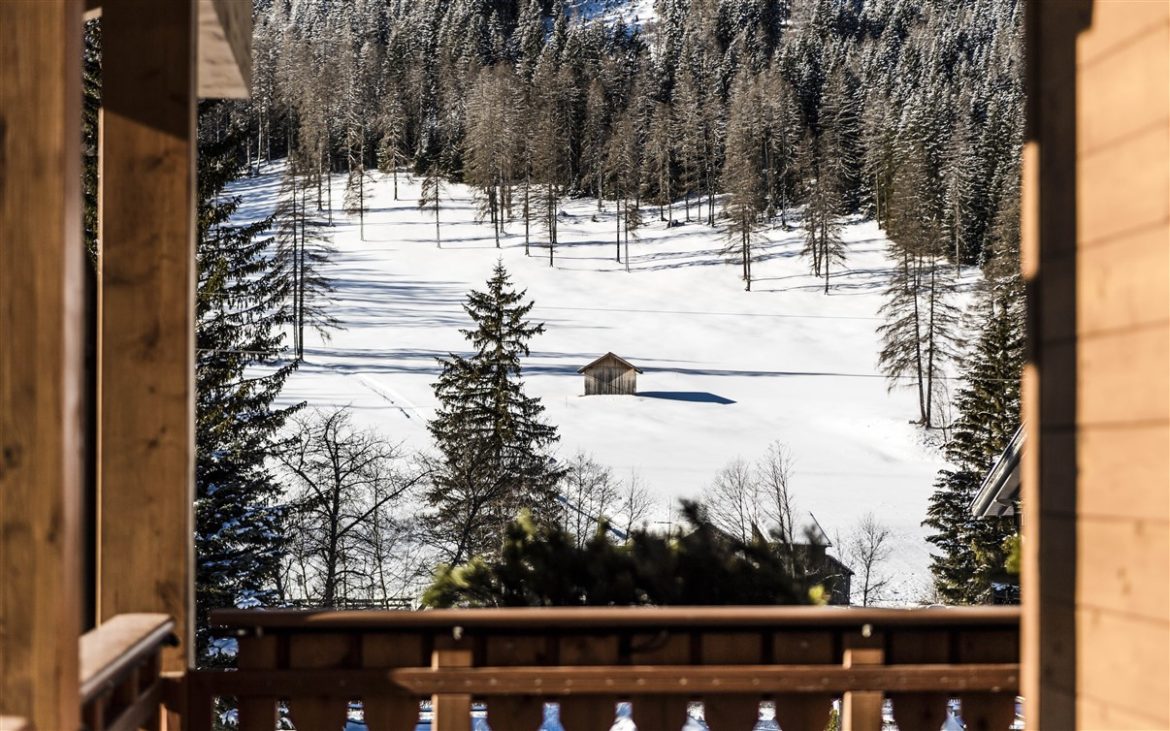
723 71 765 291
194 104 299 663
923 278 1023 604
426 262 563 564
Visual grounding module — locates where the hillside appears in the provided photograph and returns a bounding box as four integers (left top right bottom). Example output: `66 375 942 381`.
230 162 976 603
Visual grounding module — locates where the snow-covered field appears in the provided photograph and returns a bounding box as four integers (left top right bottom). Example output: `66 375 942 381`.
230 162 968 603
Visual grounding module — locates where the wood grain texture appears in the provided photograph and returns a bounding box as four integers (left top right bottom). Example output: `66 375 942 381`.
1026 0 1170 726
198 0 252 98
78 613 173 701
0 1 85 728
98 0 198 675
430 647 473 731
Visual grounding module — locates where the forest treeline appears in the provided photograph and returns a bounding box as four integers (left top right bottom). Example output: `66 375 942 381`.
236 0 1024 427
179 0 1028 649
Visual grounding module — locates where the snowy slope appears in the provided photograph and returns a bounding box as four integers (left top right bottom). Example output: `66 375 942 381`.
570 0 658 27
229 162 970 604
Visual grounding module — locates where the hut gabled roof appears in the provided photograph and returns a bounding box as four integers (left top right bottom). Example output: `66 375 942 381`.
577 352 644 374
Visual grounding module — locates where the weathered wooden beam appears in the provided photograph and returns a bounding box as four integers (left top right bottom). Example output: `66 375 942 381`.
0 1 85 729
98 0 198 676
198 0 251 98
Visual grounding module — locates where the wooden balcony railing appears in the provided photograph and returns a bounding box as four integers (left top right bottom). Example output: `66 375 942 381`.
79 613 176 731
187 606 1020 731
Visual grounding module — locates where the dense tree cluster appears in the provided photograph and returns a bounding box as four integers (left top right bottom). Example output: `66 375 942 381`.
245 0 1020 271
243 0 1023 425
422 502 811 607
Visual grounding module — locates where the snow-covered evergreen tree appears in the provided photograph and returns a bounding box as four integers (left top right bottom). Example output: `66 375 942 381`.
923 276 1023 603
426 262 564 564
194 104 299 663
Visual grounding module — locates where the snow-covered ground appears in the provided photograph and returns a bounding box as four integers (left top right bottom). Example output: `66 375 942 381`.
229 162 970 603
571 0 658 27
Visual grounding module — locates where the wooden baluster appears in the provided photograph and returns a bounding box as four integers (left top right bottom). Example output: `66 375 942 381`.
955 625 1019 731
431 647 473 731
185 671 215 731
288 698 347 731
363 697 422 731
363 632 425 731
773 696 834 731
958 693 1018 731
632 695 689 731
773 630 835 731
841 648 884 731
702 698 759 731
700 632 762 731
885 626 950 731
560 696 620 731
484 635 547 731
559 632 620 731
489 697 545 731
237 635 279 731
287 632 351 731
887 694 948 731
628 631 690 731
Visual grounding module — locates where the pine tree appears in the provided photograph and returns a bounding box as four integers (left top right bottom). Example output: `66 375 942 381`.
419 160 447 248
722 72 766 291
194 104 298 663
877 147 962 427
272 163 338 362
466 64 518 248
426 262 564 564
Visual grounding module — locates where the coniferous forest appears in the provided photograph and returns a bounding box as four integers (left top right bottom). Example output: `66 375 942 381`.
108 0 1028 650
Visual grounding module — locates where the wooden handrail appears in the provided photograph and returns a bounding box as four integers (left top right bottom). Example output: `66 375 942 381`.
79 613 175 702
211 604 1020 631
79 613 175 731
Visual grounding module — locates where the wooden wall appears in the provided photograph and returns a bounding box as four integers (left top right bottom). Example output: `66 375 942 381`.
583 359 638 395
1023 2 1170 727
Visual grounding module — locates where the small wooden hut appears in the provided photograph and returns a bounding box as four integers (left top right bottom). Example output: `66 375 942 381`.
578 353 643 395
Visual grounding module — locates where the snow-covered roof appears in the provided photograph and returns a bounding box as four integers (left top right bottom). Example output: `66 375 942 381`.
971 426 1024 518
577 352 644 374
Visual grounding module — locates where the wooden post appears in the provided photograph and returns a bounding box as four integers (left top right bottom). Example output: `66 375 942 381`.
841 648 884 731
0 1 85 729
98 0 198 676
431 646 473 731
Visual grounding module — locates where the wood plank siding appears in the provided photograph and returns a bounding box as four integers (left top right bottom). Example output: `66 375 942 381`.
1024 2 1170 728
580 353 643 395
0 2 85 728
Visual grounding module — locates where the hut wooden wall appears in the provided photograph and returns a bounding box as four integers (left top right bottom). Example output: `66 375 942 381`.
583 360 638 395
1023 2 1170 728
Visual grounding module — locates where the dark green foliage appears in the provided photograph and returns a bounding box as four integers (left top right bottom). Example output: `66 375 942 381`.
426 262 563 565
923 273 1023 604
82 20 101 262
194 103 299 663
423 502 810 608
